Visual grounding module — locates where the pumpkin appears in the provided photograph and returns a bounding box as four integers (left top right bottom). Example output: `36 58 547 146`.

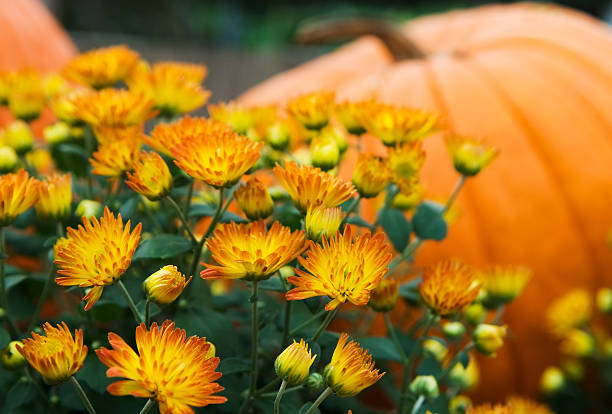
238 3 612 399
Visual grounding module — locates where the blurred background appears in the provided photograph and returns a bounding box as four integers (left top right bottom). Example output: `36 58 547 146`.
43 0 612 101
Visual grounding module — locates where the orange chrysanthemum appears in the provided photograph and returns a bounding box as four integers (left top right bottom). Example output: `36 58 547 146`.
506 396 553 414
201 221 306 281
51 86 94 125
17 322 88 385
74 88 155 129
209 102 277 135
234 177 274 220
419 260 481 316
125 150 172 200
287 225 392 310
90 136 141 178
63 45 140 89
363 103 438 146
334 100 375 135
7 68 46 121
54 207 142 310
0 169 39 226
287 91 334 130
352 153 392 198
469 403 514 414
96 321 226 414
35 173 72 220
273 161 356 213
172 127 263 188
323 333 385 397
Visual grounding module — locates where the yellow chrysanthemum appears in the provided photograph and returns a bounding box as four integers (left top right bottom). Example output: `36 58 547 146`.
363 103 438 146
74 88 155 129
143 265 192 305
369 276 399 312
172 128 262 188
559 329 594 358
478 266 531 308
419 260 481 316
446 135 497 176
334 100 374 135
310 134 340 171
129 62 210 116
473 324 507 357
96 320 226 413
287 91 334 130
125 150 172 201
17 322 88 385
546 289 592 336
35 173 72 220
90 136 141 178
7 69 46 121
201 221 306 281
352 153 392 198
50 87 94 125
2 120 34 155
305 205 344 242
506 396 553 414
323 333 385 397
469 403 513 414
274 339 316 385
0 146 18 173
63 45 140 89
234 177 274 221
209 102 277 135
54 207 142 310
273 161 356 213
388 141 426 193
287 225 392 310
26 148 54 175
0 169 39 226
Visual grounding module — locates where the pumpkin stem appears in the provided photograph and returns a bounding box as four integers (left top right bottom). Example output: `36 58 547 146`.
295 17 426 60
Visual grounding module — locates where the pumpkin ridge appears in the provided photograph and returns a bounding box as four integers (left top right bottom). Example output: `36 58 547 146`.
463 58 603 277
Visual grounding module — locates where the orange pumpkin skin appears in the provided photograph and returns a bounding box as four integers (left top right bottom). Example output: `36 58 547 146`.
238 3 612 399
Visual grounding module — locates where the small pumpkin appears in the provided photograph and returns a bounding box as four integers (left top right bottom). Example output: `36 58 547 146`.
238 3 612 398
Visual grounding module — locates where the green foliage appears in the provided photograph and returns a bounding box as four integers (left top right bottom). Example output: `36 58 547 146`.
412 201 448 241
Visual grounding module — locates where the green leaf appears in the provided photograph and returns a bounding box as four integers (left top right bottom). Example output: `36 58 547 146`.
459 350 470 368
218 357 250 375
399 279 421 303
51 142 90 177
273 202 303 231
357 336 402 362
0 328 10 348
3 379 36 411
377 208 411 252
412 201 448 241
90 303 123 322
118 196 140 218
5 275 27 292
133 234 193 260
76 355 113 393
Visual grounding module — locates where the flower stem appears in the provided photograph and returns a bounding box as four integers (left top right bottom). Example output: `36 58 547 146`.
183 179 194 215
388 237 423 273
0 226 18 338
410 395 425 414
384 313 408 363
340 196 361 225
69 376 97 414
117 280 143 324
492 305 505 324
289 309 327 336
27 264 56 333
273 379 288 414
239 280 260 414
309 307 339 342
305 387 333 414
443 175 466 214
281 300 293 348
261 384 303 398
438 342 475 382
166 195 197 245
145 298 151 327
139 398 156 414
189 188 226 279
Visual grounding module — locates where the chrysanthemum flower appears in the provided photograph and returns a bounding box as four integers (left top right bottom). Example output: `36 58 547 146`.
363 103 438 146
125 150 172 200
305 205 343 242
90 136 141 179
274 339 316 385
546 289 592 337
201 221 306 281
8 69 46 121
419 260 481 316
352 153 392 198
63 45 140 89
35 173 72 220
323 333 384 397
54 207 142 310
287 91 334 130
17 322 88 385
0 169 39 226
209 102 277 135
51 87 94 125
74 88 155 129
334 100 374 135
469 403 513 414
96 321 226 413
2 120 34 155
143 265 192 305
172 127 262 188
446 135 497 176
473 324 507 356
26 149 55 175
388 141 426 193
369 276 399 312
234 177 274 221
0 146 18 174
286 225 392 310
310 135 340 171
506 396 553 414
129 62 210 116
273 161 356 213
478 266 531 308
559 329 594 358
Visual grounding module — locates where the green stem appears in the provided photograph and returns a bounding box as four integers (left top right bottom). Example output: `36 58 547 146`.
139 399 156 414
239 280 260 414
117 280 143 324
183 179 194 215
384 313 408 362
261 384 303 398
310 307 339 342
27 263 56 332
281 300 293 348
166 196 197 244
340 196 361 225
438 342 475 382
290 309 326 336
410 395 426 414
305 387 333 414
388 237 423 273
69 376 97 414
443 175 466 214
189 188 226 278
492 305 505 325
0 227 18 337
145 298 151 327
273 379 288 414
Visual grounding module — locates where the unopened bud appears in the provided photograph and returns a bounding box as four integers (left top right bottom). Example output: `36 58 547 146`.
464 303 486 326
596 288 612 314
75 200 103 219
540 366 565 395
409 375 439 398
0 341 26 370
449 395 472 414
473 324 507 357
0 146 18 174
423 339 447 362
306 372 324 391
442 321 465 340
310 135 340 171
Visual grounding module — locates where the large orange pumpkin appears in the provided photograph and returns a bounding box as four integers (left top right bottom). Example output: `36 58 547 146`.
238 3 612 399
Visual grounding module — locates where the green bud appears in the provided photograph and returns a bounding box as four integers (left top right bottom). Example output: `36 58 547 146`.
443 321 466 339
75 200 103 219
306 372 324 391
408 375 439 398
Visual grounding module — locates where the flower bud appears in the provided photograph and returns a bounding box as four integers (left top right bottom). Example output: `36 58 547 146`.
35 173 72 221
234 178 274 221
561 359 584 381
0 146 18 174
287 91 334 131
442 321 466 340
449 395 472 414
10 90 45 122
274 339 316 385
464 303 486 326
125 150 173 201
3 120 34 155
447 357 479 390
423 339 447 362
369 277 399 312
305 372 324 391
0 341 26 370
305 205 343 242
540 366 565 395
75 200 103 219
596 287 612 314
473 324 507 356
310 135 340 171
559 329 594 358
391 186 424 211
352 153 391 198
143 265 192 305
268 185 290 201
409 375 439 398
43 122 72 145
265 121 291 150
446 135 497 177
